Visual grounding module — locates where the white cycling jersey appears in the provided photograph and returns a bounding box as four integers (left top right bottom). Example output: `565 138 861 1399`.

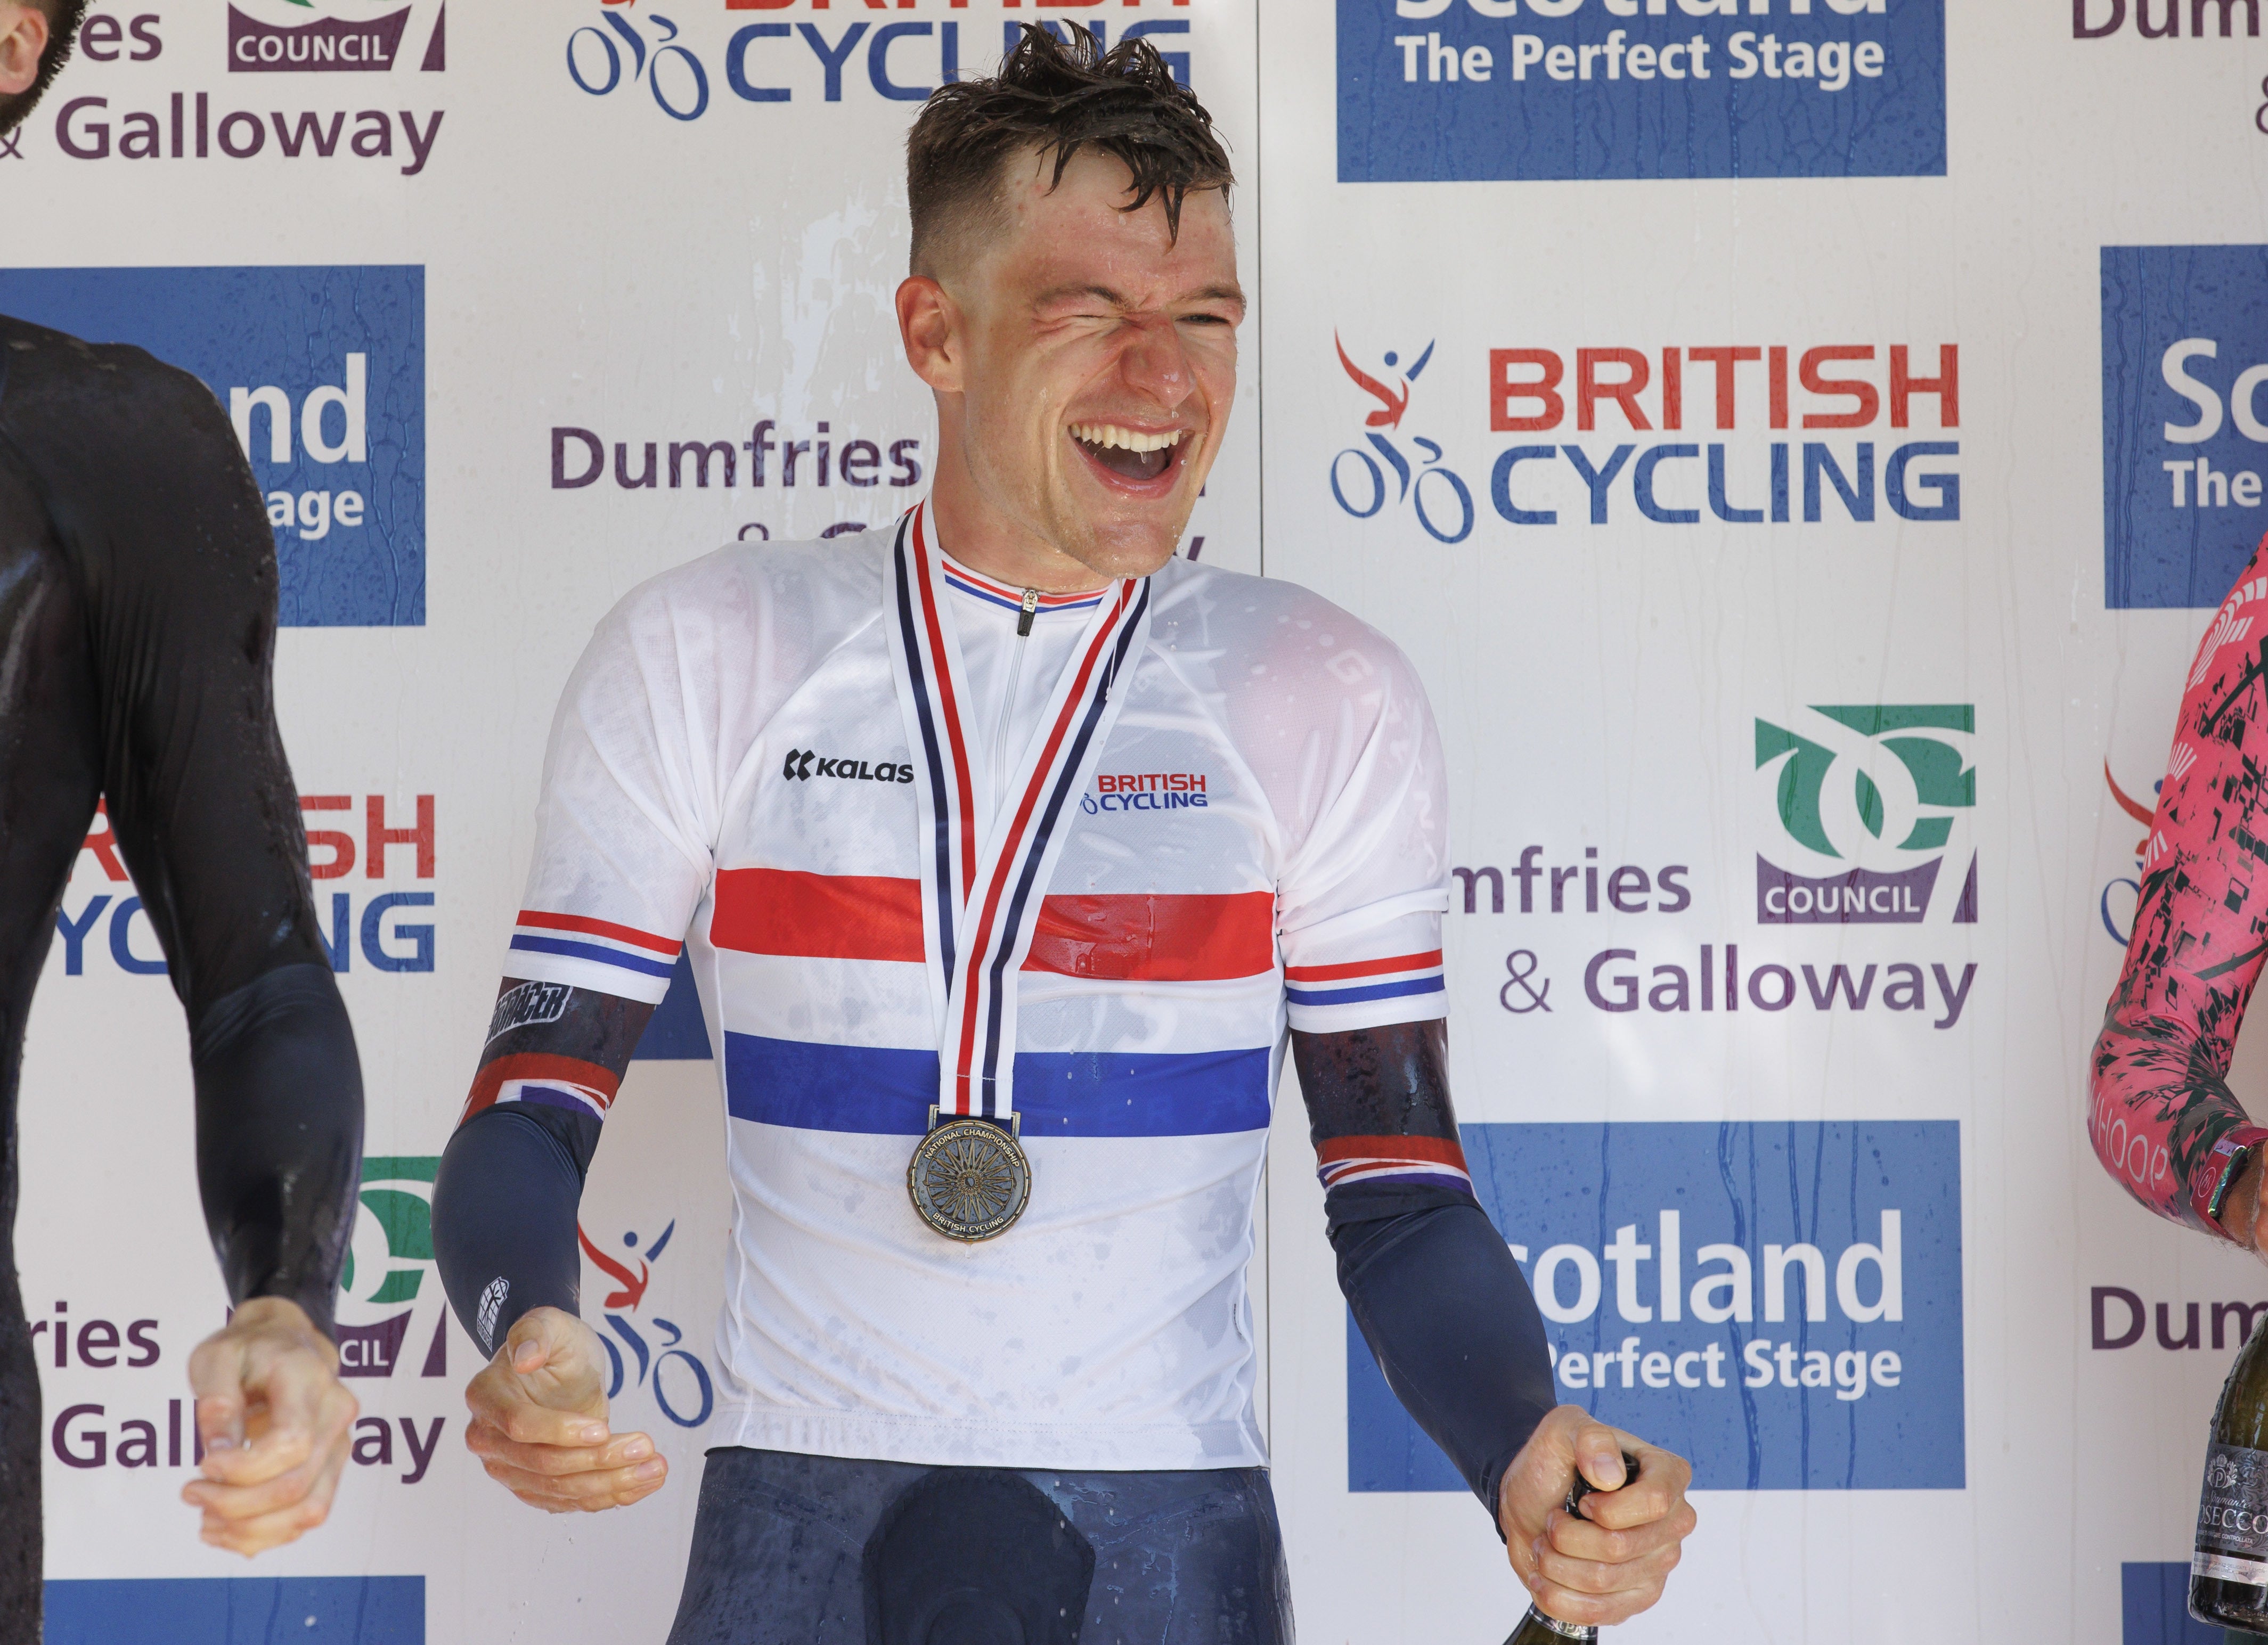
491 504 1453 1471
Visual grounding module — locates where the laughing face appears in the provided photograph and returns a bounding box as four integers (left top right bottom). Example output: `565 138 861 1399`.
897 145 1243 590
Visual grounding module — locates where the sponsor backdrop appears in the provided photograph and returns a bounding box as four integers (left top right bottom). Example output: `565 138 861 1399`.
3 2 2264 1641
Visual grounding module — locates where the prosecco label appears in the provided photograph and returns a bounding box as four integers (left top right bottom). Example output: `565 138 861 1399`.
2198 1442 2268 1570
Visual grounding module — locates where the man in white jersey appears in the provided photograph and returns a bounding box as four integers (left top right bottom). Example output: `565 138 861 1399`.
431 29 1695 1642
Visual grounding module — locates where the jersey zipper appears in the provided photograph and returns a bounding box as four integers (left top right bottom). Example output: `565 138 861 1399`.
992 588 1040 807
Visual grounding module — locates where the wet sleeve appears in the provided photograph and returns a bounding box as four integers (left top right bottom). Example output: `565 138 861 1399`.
10 347 363 1332
1295 1021 1553 1526
1273 634 1449 1034
433 585 715 1355
2092 529 2268 1235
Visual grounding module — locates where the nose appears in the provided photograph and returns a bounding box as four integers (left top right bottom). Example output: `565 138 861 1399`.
1115 314 1194 412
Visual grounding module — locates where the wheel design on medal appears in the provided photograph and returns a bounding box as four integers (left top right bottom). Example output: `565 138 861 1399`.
908 1118 1031 1241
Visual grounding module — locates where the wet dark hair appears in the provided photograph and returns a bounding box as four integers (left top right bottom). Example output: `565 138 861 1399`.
906 24 1234 277
0 0 92 138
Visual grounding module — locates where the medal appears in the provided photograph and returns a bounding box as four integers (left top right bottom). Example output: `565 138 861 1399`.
884 506 1152 1240
907 1109 1032 1241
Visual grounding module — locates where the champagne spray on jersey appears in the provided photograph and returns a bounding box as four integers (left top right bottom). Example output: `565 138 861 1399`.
886 504 1154 1241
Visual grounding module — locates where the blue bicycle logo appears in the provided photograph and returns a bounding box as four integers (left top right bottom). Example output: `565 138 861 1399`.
580 1217 716 1428
569 12 710 122
1329 335 1474 544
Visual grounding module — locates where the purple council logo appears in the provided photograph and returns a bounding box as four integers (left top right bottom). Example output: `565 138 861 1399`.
228 0 447 73
1328 334 1474 543
1753 705 1977 926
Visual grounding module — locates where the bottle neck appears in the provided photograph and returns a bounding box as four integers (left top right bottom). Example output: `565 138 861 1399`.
1524 1607 1599 1642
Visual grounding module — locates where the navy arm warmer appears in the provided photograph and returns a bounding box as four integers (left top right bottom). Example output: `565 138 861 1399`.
1295 1021 1555 1525
433 1103 599 1357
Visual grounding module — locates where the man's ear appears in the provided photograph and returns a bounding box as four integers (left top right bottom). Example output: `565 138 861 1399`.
0 5 52 99
897 275 964 396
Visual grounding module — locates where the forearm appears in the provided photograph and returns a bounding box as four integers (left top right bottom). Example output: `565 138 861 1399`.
433 1103 598 1356
1334 1192 1554 1518
189 963 364 1338
2089 1006 2267 1233
433 978 644 1355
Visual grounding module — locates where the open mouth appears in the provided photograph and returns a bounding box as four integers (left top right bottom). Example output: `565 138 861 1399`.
1068 421 1187 486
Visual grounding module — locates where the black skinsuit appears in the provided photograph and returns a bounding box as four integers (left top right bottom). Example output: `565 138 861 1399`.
0 315 363 1636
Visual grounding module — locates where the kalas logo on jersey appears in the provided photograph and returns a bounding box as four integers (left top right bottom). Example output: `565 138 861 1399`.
1753 705 1977 925
781 748 914 784
2102 245 2268 609
1349 1121 1964 1491
0 267 423 626
1337 0 1945 183
227 1 446 73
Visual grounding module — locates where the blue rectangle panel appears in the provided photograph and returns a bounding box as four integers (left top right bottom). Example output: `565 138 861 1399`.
0 265 425 626
1337 1 1946 182
1348 1120 1964 1492
44 1576 423 1644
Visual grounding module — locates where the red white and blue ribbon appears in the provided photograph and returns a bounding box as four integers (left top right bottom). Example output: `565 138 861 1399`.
886 503 1152 1122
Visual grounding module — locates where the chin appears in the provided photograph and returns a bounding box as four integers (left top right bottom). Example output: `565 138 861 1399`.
1072 522 1186 580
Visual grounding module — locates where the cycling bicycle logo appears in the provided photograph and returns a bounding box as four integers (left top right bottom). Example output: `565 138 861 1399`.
1329 334 1474 545
578 1217 716 1428
568 10 710 122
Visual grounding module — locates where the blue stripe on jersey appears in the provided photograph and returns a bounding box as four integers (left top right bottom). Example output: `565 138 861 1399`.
723 1033 1271 1137
1284 975 1446 1007
941 571 1104 615
508 934 678 979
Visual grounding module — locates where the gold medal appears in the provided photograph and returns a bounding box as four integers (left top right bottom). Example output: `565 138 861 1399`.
908 1109 1031 1242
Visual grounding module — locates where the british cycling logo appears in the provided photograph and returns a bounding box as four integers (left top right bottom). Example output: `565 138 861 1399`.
565 6 1190 122
1753 705 1977 926
580 1217 716 1428
227 0 446 73
1328 334 1476 544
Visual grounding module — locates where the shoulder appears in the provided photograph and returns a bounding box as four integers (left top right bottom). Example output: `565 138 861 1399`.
600 527 888 637
0 313 229 439
1145 557 1432 716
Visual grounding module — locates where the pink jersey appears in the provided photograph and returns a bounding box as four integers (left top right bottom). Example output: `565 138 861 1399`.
2091 531 2268 1233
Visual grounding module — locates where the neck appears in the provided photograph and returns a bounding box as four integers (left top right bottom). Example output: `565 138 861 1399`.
924 409 1112 594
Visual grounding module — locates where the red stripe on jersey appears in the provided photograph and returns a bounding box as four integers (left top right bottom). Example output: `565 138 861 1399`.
711 869 926 962
1284 949 1442 984
708 872 1275 981
1023 891 1276 981
462 1053 622 1121
516 909 680 955
1315 1133 1470 1168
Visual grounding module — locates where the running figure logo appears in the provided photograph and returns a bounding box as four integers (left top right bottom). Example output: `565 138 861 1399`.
578 1218 715 1428
1328 334 1473 544
1753 705 1978 926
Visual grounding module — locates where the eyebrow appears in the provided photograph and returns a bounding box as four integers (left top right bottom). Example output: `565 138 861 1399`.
1032 282 1247 311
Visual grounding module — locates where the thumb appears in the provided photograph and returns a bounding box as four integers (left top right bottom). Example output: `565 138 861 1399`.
505 1308 608 1421
1573 1423 1632 1498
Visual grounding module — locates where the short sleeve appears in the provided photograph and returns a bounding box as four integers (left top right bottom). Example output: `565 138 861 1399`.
504 580 725 1004
1275 634 1450 1034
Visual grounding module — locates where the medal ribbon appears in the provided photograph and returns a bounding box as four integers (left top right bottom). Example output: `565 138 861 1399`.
886 504 1152 1123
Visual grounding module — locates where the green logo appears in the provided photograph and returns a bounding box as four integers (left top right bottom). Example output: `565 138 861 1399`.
341 1156 437 1306
1753 706 1977 926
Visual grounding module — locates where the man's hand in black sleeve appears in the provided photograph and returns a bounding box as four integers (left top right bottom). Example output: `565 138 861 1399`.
433 979 670 1513
1292 1020 1696 1625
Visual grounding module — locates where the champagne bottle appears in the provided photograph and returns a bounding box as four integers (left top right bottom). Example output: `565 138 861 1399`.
1504 1452 1642 1645
2193 1314 2268 1632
